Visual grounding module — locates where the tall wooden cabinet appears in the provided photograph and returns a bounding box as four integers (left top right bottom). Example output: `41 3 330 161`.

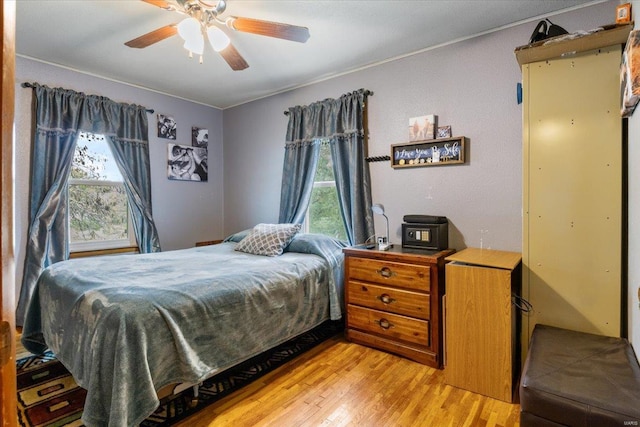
521 36 628 348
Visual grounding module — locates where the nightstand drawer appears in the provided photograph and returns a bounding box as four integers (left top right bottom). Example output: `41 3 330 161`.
347 257 430 291
347 304 429 347
347 280 430 319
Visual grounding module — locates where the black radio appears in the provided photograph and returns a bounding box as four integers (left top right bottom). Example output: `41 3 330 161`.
402 215 448 250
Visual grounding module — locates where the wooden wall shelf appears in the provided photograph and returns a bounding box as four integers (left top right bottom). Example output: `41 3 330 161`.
514 22 633 66
391 136 466 168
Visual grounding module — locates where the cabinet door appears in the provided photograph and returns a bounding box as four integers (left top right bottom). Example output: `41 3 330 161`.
522 45 622 341
445 263 513 402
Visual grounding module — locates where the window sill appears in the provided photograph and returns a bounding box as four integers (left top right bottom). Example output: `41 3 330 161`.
70 245 139 259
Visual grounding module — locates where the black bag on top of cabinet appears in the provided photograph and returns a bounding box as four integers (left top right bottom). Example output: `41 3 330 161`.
529 19 569 44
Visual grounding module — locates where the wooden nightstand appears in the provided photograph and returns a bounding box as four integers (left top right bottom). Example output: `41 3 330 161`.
195 240 223 247
343 246 454 368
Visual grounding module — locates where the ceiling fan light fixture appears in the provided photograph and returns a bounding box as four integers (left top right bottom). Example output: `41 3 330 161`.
206 26 230 52
183 33 204 55
177 17 201 42
126 0 310 71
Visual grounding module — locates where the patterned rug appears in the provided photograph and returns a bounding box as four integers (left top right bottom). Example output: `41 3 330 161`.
17 320 342 427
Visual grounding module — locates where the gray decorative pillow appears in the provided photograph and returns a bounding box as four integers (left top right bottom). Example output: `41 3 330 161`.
223 228 252 243
234 223 302 256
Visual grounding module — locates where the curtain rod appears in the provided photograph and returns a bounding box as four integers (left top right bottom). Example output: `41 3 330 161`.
283 89 374 115
20 82 155 114
365 155 390 163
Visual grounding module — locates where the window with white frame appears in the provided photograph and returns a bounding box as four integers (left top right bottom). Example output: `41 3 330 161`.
305 142 347 241
68 132 135 251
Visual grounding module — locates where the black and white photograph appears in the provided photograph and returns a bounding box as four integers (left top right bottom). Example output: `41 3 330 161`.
192 127 209 148
167 143 208 181
157 114 177 140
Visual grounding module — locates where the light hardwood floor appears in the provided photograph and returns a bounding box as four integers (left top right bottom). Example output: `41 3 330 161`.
17 333 521 426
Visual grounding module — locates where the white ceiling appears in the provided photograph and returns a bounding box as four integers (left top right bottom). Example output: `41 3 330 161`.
16 0 598 109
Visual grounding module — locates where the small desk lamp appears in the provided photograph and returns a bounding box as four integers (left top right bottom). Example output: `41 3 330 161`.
372 203 392 251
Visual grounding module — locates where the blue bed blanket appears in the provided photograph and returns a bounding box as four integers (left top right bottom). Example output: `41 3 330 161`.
21 234 346 427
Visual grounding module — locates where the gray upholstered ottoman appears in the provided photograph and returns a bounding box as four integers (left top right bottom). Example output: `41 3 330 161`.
520 324 640 427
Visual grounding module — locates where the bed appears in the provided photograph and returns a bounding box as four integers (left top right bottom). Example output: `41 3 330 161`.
20 227 346 427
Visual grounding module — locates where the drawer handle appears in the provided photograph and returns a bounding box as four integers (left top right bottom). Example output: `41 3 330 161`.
375 318 394 330
376 267 396 278
377 293 395 305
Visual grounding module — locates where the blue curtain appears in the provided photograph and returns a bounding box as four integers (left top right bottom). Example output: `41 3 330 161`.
329 90 374 245
106 137 161 254
279 89 374 245
278 105 320 223
16 84 160 325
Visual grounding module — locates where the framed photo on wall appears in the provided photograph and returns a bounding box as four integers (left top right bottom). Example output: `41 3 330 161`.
167 143 208 182
157 114 177 140
192 127 208 148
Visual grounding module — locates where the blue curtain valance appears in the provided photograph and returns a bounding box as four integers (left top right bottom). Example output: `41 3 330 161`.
279 89 374 245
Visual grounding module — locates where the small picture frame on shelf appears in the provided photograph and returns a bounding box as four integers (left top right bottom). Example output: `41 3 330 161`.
436 125 452 138
617 3 632 24
409 115 437 141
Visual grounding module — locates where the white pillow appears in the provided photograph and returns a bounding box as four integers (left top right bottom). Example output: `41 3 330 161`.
234 223 302 256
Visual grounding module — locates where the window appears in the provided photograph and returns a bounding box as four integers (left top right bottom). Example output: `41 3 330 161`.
68 133 135 251
305 142 347 241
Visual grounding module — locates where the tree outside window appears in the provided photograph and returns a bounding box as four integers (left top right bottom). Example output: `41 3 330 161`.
306 142 347 241
69 133 135 251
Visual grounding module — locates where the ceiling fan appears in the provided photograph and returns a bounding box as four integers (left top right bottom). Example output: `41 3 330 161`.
124 0 310 71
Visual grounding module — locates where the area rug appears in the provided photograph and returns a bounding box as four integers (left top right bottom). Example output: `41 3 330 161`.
17 320 342 427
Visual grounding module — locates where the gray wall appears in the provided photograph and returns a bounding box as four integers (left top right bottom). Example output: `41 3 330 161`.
15 57 224 296
223 0 639 353
223 2 614 254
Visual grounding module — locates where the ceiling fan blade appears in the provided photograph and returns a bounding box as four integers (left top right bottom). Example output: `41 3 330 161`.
218 43 249 71
141 0 175 10
125 25 178 48
227 17 310 43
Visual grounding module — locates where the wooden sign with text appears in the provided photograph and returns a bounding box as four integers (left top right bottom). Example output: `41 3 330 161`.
391 136 466 168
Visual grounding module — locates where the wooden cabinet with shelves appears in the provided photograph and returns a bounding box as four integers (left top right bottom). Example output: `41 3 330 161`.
521 38 624 345
343 246 454 368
